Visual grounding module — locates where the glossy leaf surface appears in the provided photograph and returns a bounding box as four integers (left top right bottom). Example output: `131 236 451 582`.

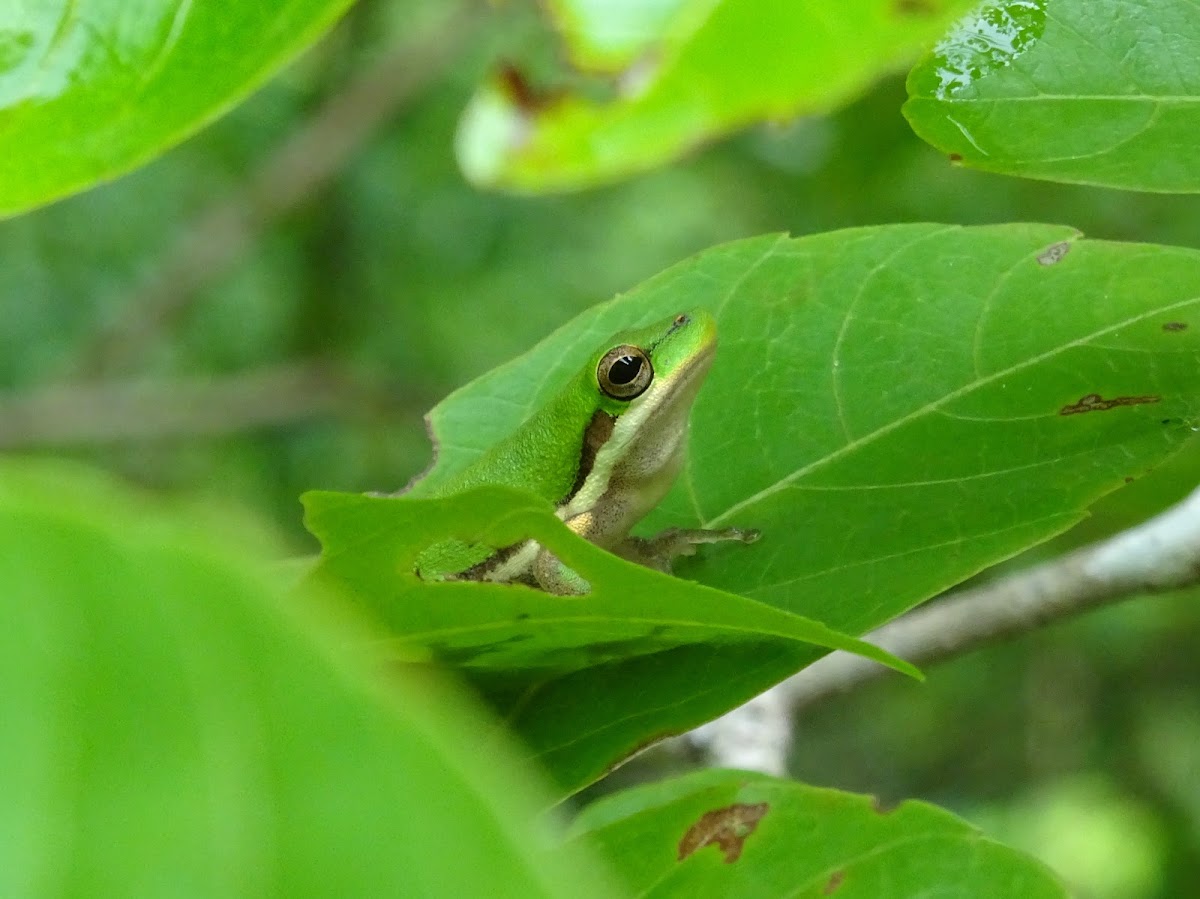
0 0 355 215
905 0 1200 192
421 225 1200 627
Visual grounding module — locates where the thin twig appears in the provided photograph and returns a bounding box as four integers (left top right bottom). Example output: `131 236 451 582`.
71 5 479 378
0 364 423 447
688 484 1200 772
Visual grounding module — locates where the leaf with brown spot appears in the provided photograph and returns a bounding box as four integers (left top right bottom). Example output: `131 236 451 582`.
677 802 770 863
1059 394 1161 416
458 0 978 192
566 769 1068 897
1037 241 1072 265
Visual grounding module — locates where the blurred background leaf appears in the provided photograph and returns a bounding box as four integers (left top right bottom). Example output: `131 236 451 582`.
456 0 977 191
2 0 1199 894
0 0 359 215
0 460 614 898
906 0 1200 192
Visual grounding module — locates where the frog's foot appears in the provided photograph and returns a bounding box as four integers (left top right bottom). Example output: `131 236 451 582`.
529 545 592 595
616 527 760 573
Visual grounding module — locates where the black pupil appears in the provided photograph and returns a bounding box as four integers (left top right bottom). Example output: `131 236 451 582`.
608 355 642 385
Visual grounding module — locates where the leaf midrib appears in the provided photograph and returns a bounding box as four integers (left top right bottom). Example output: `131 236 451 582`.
707 293 1200 527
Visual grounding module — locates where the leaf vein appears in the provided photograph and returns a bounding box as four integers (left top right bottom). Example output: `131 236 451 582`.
707 292 1200 528
831 226 959 441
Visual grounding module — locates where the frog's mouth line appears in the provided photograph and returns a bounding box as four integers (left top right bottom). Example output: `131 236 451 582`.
639 338 716 414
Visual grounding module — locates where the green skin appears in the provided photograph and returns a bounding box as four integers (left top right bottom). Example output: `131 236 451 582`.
407 310 758 594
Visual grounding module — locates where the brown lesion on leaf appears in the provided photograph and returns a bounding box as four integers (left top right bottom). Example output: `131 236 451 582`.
496 62 566 114
824 870 847 894
677 802 769 863
1163 321 1189 332
948 152 963 162
1037 241 1072 266
1059 393 1161 416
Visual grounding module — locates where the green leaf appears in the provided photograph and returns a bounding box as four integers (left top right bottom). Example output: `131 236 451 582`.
904 0 1200 193
0 461 612 898
302 487 920 795
400 224 1200 791
541 0 697 72
456 0 976 193
418 225 1200 622
566 769 1068 897
303 487 916 676
0 0 355 216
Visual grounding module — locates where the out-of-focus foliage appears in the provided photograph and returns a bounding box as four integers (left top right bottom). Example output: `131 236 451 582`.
2 0 1200 895
456 0 976 191
0 0 359 216
906 0 1200 192
790 578 1200 899
0 460 613 899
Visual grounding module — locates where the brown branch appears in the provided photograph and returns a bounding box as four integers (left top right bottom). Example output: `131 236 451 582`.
71 4 480 378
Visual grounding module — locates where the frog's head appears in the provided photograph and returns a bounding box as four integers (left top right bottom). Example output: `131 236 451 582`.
589 310 718 419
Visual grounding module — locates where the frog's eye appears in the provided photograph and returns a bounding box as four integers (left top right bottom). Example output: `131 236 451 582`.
598 345 653 400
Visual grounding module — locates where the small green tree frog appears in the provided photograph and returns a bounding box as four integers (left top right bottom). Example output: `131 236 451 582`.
404 310 758 593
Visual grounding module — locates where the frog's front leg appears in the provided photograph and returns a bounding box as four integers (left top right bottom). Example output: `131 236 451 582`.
615 527 761 573
527 545 590 595
529 513 760 594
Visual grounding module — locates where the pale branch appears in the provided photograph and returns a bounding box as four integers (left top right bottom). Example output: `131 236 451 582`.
0 365 424 447
71 5 478 378
686 685 794 777
785 484 1200 708
688 484 1200 773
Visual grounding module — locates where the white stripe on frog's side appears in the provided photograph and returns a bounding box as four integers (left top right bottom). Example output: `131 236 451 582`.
472 538 542 583
560 340 715 544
